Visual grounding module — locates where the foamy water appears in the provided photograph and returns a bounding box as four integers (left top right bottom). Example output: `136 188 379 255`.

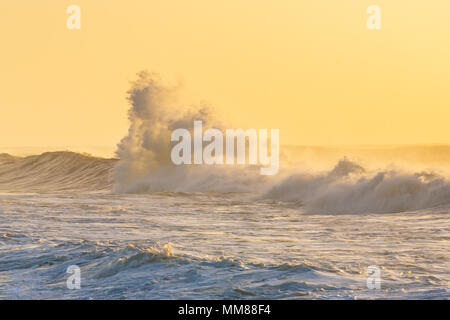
0 152 448 299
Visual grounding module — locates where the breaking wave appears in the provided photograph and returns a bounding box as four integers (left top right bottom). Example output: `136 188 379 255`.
1 72 449 214
262 158 450 213
113 71 222 193
108 71 450 213
0 151 449 213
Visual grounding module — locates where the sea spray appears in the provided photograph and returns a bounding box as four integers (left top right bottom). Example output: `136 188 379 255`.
114 71 221 193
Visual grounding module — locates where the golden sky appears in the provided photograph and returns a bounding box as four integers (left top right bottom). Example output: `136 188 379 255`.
0 0 449 148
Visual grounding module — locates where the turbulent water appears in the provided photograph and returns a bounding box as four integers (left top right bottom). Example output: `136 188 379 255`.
0 151 448 299
0 72 448 299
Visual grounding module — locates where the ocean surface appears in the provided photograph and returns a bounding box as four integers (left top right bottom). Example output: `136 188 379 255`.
0 151 448 299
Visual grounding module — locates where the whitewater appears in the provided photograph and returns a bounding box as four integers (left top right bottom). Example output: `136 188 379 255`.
0 73 448 299
0 150 448 299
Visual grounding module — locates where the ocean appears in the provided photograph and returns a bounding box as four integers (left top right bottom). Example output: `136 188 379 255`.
0 150 448 299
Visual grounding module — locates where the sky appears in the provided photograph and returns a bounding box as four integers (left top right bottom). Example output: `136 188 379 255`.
0 0 449 149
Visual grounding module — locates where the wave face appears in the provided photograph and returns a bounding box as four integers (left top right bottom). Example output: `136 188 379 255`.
0 152 116 193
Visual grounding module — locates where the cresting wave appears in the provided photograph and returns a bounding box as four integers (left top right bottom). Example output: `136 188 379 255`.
0 151 449 213
108 71 450 213
1 71 449 212
263 158 450 214
0 151 116 193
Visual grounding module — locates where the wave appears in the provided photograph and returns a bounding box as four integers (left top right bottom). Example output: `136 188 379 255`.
1 151 449 213
92 242 315 281
108 72 450 213
262 158 450 214
0 151 117 193
1 72 450 214
94 242 176 279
